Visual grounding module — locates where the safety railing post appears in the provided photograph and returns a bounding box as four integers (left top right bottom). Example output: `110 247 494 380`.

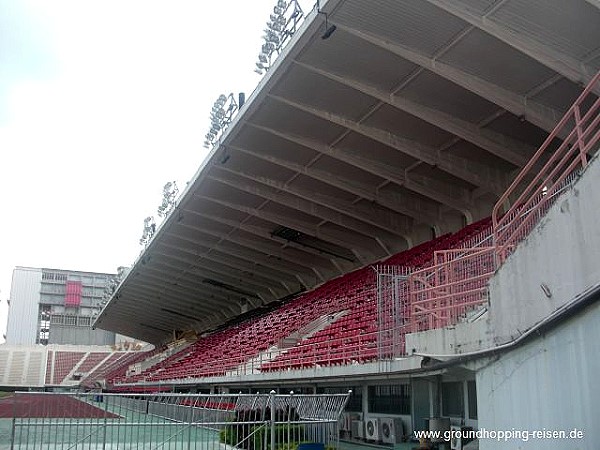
574 105 588 168
187 398 192 450
288 391 293 447
102 393 108 450
270 390 277 450
10 392 16 450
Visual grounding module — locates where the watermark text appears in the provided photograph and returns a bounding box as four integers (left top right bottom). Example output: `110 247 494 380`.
414 427 585 443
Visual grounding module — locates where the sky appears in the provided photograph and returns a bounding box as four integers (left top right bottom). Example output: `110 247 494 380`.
0 0 315 342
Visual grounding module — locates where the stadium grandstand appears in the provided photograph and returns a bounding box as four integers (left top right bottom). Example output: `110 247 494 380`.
2 0 599 449
0 343 147 389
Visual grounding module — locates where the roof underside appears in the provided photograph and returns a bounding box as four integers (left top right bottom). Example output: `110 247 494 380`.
94 0 600 344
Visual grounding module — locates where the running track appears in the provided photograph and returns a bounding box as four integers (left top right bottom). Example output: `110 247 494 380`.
0 394 120 418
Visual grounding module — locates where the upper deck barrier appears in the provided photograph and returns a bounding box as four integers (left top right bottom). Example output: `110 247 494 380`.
493 70 600 263
408 70 600 333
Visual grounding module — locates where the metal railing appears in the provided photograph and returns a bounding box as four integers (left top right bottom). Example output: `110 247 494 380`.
9 391 349 449
493 70 600 263
408 247 495 332
375 266 412 358
406 70 600 333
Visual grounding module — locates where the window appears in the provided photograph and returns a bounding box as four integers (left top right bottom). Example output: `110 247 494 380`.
317 387 362 412
82 287 94 296
231 387 251 394
284 387 313 394
368 384 410 415
40 283 65 294
42 272 67 281
42 272 55 281
442 382 464 417
50 315 63 325
77 316 91 327
467 380 477 420
37 306 53 345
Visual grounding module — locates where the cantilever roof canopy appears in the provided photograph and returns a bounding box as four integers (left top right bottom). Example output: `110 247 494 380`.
94 0 600 344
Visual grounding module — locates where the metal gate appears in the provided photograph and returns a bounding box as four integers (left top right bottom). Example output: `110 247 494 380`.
375 265 412 359
9 391 349 449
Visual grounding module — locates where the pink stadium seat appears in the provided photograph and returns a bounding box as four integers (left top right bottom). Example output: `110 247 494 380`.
106 218 492 384
52 351 86 384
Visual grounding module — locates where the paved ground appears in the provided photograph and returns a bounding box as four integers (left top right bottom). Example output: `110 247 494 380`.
340 440 417 450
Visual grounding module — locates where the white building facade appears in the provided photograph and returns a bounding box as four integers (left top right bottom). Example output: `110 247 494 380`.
6 266 116 346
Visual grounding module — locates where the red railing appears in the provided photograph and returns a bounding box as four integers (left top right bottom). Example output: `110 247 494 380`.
409 70 600 333
408 247 495 332
493 70 600 263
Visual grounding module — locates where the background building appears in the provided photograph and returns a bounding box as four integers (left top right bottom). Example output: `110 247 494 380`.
6 266 116 346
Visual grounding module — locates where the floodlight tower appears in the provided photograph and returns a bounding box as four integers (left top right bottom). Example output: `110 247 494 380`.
139 216 156 246
254 0 304 75
203 94 239 149
157 181 179 218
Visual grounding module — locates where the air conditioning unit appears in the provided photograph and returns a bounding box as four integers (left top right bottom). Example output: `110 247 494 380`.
351 420 364 439
450 425 463 450
380 418 404 444
450 425 474 450
365 418 380 441
429 417 451 444
339 413 351 432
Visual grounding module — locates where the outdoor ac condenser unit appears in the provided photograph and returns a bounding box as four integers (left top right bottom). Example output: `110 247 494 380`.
351 420 364 439
339 413 351 432
365 418 380 441
451 425 474 450
380 418 404 444
450 425 463 450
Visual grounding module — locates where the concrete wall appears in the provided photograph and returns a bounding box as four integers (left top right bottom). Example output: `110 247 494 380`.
49 324 115 346
489 155 600 343
475 155 600 449
477 302 599 449
405 310 492 355
6 267 42 345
